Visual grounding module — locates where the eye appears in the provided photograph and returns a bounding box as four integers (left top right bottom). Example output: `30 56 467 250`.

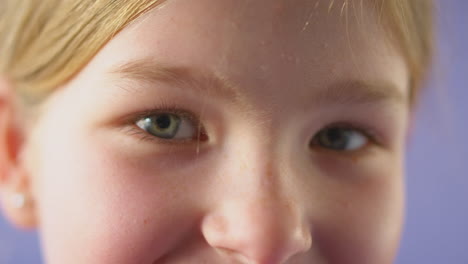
311 126 369 151
136 113 196 140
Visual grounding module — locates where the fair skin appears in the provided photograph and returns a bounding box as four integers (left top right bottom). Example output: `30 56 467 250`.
0 0 410 263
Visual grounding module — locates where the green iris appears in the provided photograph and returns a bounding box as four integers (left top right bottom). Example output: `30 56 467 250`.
139 114 181 139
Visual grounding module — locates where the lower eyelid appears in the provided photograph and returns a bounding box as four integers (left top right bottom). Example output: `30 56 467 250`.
309 142 377 159
136 126 194 144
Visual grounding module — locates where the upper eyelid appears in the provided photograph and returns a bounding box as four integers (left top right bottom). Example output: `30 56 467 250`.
319 122 381 145
135 109 196 120
122 107 202 128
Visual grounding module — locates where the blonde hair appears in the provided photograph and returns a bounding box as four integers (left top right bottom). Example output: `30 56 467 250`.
0 0 433 104
375 0 434 101
0 0 162 103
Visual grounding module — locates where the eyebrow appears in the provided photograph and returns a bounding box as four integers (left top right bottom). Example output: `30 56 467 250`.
109 58 242 101
313 79 407 106
109 58 407 107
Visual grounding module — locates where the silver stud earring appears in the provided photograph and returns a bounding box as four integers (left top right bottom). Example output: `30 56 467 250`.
11 192 26 209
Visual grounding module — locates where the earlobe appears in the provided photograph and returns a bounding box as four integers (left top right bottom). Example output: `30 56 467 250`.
0 76 37 229
0 170 37 229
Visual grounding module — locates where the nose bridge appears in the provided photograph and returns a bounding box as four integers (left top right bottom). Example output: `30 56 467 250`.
232 121 283 186
230 122 299 228
230 131 288 207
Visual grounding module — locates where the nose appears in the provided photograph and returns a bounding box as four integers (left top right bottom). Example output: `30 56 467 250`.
201 190 312 264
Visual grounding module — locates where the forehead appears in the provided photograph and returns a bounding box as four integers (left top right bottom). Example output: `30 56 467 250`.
87 0 408 104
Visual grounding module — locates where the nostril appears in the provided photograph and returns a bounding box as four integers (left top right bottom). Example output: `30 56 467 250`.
201 202 313 264
214 247 252 264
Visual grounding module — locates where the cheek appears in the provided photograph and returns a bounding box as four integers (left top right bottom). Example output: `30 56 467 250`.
32 127 198 263
308 153 404 264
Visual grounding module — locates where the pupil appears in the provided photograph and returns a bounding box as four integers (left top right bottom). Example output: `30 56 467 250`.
327 128 342 141
156 115 171 129
326 128 347 147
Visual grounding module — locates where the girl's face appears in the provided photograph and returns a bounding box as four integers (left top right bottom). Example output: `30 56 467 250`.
16 0 409 263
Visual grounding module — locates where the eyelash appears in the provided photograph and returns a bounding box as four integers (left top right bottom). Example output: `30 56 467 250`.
123 102 205 145
122 103 382 150
321 122 380 144
309 121 381 152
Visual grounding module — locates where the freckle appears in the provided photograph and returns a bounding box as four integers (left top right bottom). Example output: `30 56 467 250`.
273 1 285 14
349 153 363 164
283 198 294 214
240 160 247 170
230 21 239 30
340 199 351 210
265 161 274 178
295 57 300 64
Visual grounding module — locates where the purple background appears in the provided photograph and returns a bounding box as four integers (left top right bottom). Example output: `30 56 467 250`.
1 1 467 263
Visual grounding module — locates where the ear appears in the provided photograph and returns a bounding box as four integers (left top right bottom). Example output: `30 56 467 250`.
0 77 37 229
